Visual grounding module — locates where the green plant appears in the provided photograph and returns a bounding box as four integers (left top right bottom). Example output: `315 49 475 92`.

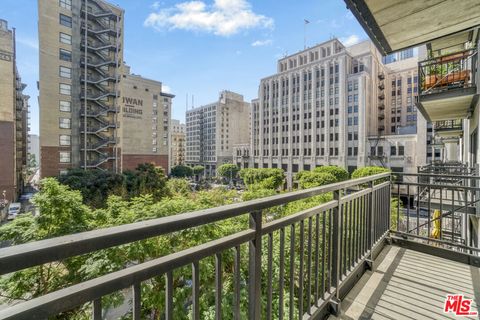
297 171 337 189
170 165 194 178
313 165 349 182
238 168 284 190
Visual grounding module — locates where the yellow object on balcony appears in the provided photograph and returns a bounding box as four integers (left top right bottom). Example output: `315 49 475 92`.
430 209 441 239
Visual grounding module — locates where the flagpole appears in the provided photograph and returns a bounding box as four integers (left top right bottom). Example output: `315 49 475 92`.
304 19 310 49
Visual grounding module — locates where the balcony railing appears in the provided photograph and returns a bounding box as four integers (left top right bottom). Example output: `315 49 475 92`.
434 119 463 131
0 173 391 319
419 49 477 95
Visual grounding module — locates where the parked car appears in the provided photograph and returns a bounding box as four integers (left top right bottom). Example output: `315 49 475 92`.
19 193 34 201
7 202 21 220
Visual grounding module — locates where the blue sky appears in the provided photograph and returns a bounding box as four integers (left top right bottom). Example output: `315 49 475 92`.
1 0 367 135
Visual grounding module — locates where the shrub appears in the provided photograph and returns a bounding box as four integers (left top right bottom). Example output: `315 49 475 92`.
239 168 284 190
313 166 349 182
170 165 193 178
217 164 240 179
297 171 337 189
351 166 390 184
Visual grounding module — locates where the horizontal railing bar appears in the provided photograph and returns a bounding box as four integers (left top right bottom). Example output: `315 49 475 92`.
392 182 480 191
390 231 480 253
0 230 255 320
340 188 371 203
0 172 390 276
372 181 390 191
394 172 480 179
261 201 337 235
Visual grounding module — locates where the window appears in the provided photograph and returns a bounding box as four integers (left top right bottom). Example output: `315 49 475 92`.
59 14 72 28
390 146 396 156
59 117 71 129
59 151 71 163
59 66 71 78
59 100 71 112
59 48 71 61
59 0 72 10
59 135 71 146
398 145 405 156
59 32 71 44
59 83 71 95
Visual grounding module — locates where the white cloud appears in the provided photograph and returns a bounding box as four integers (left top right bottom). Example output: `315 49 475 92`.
144 0 274 36
251 39 272 47
340 34 360 46
345 11 354 20
162 85 172 93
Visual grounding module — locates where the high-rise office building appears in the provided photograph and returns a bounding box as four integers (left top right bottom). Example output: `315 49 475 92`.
39 0 173 177
0 19 29 201
39 0 124 177
248 39 426 188
186 91 251 176
170 119 186 167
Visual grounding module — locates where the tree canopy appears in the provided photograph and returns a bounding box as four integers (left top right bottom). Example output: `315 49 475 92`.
170 165 194 178
217 164 239 179
313 165 349 182
238 168 284 190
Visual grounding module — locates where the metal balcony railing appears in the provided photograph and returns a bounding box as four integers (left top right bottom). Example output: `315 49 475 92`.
391 171 480 253
419 48 478 95
0 173 391 320
434 119 463 131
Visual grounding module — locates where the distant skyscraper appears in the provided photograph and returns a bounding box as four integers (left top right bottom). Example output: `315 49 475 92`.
186 91 251 176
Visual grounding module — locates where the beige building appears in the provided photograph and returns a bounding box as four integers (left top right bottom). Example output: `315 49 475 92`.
170 119 186 167
186 91 251 176
120 65 173 172
39 0 124 177
0 19 28 202
247 39 428 188
39 0 173 176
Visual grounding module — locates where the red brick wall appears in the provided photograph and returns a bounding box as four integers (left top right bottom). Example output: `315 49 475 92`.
0 121 16 201
40 146 72 178
122 154 169 173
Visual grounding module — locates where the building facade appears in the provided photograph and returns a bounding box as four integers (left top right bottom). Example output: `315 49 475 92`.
0 19 28 202
120 65 173 172
186 91 251 176
39 0 124 177
28 134 40 168
249 39 427 188
39 0 173 177
170 119 186 168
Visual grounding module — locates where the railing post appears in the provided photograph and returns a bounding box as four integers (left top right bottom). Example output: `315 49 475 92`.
366 180 375 271
329 189 342 316
249 210 262 320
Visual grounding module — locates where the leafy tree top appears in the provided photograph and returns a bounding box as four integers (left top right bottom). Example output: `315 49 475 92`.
297 171 337 189
313 165 349 182
238 168 284 190
217 163 239 179
170 165 194 178
193 165 205 175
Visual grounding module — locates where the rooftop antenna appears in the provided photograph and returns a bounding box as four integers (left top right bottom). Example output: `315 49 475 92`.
304 19 310 49
192 95 194 109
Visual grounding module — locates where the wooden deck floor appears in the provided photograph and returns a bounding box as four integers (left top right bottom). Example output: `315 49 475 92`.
329 245 480 320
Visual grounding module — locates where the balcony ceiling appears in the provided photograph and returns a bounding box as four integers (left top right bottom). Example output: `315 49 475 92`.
344 0 480 55
419 90 478 121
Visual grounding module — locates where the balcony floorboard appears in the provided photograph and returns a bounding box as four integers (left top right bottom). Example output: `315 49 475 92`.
329 245 480 319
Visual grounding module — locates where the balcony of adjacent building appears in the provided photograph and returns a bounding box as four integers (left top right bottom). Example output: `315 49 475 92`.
434 119 464 139
0 170 479 319
417 44 478 122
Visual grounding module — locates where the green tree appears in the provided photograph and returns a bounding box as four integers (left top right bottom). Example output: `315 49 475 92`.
296 171 337 189
238 168 285 190
313 165 349 182
125 163 168 201
170 165 194 178
166 178 191 197
58 168 125 208
351 166 390 184
217 163 239 185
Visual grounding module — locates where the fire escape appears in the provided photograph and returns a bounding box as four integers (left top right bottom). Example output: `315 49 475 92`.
368 71 387 167
80 0 121 171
